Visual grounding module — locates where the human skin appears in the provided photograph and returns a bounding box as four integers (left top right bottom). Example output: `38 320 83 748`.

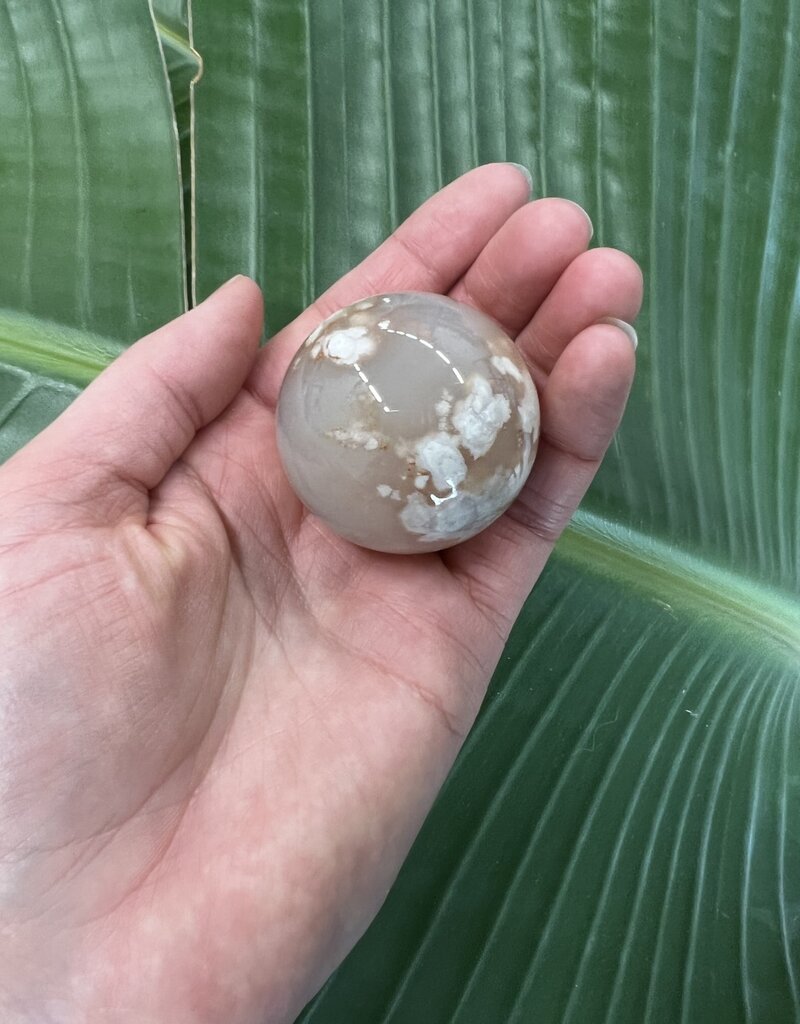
0 165 642 1023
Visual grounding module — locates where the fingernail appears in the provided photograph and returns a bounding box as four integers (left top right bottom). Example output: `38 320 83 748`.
598 316 638 351
202 275 247 302
506 162 533 195
562 199 594 240
218 274 247 291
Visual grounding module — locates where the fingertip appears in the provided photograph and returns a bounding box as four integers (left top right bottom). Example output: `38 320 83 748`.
521 196 593 241
597 316 638 351
567 321 637 390
543 322 636 461
201 273 264 310
232 274 265 308
494 161 534 201
515 244 643 377
200 273 262 300
504 162 534 195
196 275 264 347
587 247 644 317
233 276 266 339
454 162 534 204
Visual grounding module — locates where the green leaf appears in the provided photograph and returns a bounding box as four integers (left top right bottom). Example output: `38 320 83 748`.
0 0 186 455
152 0 201 287
192 0 315 327
2 0 799 1020
189 1 800 1021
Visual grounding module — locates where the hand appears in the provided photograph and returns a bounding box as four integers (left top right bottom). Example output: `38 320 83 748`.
0 165 642 1023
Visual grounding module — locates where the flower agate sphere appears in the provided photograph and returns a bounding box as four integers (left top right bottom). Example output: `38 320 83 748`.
276 292 540 554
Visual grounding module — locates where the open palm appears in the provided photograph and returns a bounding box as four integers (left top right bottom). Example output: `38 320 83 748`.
0 165 641 1024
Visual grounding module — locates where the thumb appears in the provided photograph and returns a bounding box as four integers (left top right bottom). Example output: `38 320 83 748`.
8 276 263 511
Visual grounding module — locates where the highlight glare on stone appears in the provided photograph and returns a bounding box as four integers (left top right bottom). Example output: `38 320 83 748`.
276 292 540 553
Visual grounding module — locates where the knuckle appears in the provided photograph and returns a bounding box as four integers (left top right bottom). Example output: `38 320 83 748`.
504 486 573 545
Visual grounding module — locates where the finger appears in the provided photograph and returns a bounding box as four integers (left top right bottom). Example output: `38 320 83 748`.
21 276 263 500
448 198 593 337
444 321 636 630
516 247 643 385
248 162 533 407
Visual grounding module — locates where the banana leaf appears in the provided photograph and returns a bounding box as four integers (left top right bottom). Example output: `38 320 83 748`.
0 0 186 458
2 1 799 1021
152 0 200 286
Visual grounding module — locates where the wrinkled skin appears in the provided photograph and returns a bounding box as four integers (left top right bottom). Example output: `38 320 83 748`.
0 166 642 1023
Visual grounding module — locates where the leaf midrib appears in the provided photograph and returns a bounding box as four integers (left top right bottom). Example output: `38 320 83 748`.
563 510 800 659
0 310 121 387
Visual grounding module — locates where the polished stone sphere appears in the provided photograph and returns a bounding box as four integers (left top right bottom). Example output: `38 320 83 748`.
276 292 540 554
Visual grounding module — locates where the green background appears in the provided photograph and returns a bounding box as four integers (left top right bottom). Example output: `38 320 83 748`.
1 1 798 1020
